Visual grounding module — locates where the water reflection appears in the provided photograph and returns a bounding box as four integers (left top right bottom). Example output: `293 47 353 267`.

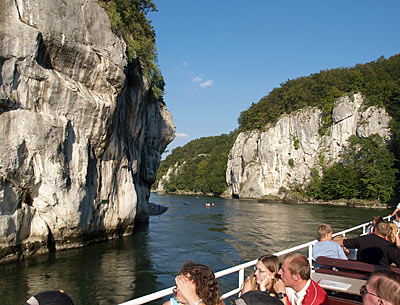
0 193 389 305
0 223 160 305
224 200 387 261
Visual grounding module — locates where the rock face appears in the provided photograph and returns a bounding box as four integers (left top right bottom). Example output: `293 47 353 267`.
226 94 391 199
0 0 175 262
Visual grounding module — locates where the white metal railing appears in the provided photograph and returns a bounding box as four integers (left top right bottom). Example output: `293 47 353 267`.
119 215 390 305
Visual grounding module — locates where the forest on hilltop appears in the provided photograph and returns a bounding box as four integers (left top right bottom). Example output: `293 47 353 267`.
154 54 400 204
154 133 237 195
239 55 400 154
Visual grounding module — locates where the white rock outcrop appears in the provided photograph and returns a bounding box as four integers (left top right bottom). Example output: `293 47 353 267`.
226 94 391 199
0 0 175 262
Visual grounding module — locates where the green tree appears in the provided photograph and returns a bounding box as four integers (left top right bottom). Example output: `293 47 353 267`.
308 134 398 203
342 135 398 202
154 132 237 196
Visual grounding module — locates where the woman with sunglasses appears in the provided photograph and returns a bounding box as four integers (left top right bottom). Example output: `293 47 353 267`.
361 270 400 305
164 261 224 305
240 254 281 296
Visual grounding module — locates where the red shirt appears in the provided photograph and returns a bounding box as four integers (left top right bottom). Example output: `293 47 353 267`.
286 279 330 305
302 279 330 305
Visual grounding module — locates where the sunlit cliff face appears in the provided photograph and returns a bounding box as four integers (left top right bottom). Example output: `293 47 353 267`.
0 0 175 263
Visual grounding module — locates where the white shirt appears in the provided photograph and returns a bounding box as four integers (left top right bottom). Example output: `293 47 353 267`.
286 280 311 305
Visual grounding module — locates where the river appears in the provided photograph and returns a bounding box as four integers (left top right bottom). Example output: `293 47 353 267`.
0 193 389 305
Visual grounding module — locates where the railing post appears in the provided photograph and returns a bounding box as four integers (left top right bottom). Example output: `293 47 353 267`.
308 244 313 269
238 268 245 294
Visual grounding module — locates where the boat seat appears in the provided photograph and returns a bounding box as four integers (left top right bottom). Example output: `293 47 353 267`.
315 256 400 280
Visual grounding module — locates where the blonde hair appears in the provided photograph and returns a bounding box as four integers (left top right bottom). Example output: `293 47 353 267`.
259 254 280 275
368 270 400 305
317 224 332 239
246 254 280 292
388 222 398 244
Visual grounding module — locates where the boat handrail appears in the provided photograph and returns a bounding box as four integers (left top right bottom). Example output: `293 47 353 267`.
119 215 390 305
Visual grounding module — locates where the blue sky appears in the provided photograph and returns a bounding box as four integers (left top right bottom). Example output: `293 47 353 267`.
148 1 400 156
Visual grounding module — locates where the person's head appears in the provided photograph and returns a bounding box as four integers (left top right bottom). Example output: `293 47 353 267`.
317 224 332 240
25 290 74 305
362 270 400 305
373 216 384 225
375 220 391 237
175 261 221 305
396 211 400 220
254 254 280 288
387 223 398 244
278 254 310 291
235 291 284 305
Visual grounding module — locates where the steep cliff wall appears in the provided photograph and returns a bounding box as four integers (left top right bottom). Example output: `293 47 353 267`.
0 0 175 262
226 94 391 199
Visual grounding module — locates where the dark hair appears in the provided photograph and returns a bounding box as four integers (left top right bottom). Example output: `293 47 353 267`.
375 220 391 236
179 261 222 305
236 291 284 305
24 290 74 305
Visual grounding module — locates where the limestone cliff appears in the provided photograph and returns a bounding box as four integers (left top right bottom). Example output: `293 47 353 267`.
0 0 175 263
226 94 391 199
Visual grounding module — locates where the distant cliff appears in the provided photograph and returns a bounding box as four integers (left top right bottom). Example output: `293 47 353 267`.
0 0 175 263
226 94 391 199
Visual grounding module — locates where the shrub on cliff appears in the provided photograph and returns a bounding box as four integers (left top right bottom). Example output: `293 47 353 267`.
98 0 165 99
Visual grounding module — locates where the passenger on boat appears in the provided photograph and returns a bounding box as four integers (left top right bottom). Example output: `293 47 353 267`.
361 270 400 305
240 254 280 296
393 211 400 230
273 253 330 305
335 220 400 266
387 222 400 248
312 224 348 264
366 216 383 234
390 202 400 219
163 261 224 305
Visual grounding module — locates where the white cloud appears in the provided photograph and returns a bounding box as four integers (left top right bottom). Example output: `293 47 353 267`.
200 79 213 88
192 76 203 82
176 132 189 138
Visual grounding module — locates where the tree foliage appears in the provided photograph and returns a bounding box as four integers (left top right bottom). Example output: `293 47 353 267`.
238 55 400 139
306 135 398 203
153 132 238 195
